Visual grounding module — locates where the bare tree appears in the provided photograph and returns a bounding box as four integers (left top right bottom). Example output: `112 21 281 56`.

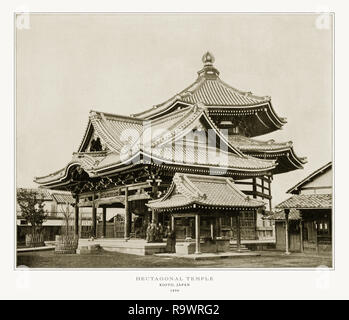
60 202 74 236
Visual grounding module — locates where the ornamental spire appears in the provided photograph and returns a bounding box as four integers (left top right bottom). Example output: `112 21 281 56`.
198 51 220 79
202 51 215 66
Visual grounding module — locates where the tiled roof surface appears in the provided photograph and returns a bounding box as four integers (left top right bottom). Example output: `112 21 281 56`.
138 106 206 150
228 135 291 152
227 135 307 172
16 188 74 204
35 104 278 185
148 173 265 210
51 193 75 204
134 76 269 120
150 142 275 170
133 53 275 120
88 111 143 152
276 194 332 209
181 78 266 106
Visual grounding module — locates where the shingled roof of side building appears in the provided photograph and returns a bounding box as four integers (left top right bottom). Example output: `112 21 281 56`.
147 173 266 211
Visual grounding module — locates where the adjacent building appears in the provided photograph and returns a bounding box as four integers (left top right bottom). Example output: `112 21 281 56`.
16 188 93 243
273 162 332 254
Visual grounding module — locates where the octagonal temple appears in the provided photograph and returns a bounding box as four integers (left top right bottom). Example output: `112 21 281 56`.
34 52 306 255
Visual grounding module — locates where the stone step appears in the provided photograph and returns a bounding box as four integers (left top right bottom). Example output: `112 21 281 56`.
229 244 250 252
230 245 249 249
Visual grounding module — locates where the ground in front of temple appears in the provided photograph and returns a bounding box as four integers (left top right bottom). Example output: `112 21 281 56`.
17 250 332 268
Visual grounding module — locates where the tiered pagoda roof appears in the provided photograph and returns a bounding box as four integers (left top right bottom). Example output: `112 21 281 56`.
132 52 306 173
34 52 306 190
147 173 265 212
133 52 287 137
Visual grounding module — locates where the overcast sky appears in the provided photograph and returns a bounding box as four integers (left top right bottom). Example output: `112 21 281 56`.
16 13 332 206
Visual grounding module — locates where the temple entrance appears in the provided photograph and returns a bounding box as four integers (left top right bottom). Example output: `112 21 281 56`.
174 217 195 240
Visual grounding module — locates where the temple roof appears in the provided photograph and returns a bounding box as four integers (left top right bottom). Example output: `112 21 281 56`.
228 135 293 152
276 194 332 210
34 52 308 189
147 173 265 211
34 105 277 187
228 135 307 174
134 52 271 117
78 111 143 152
132 52 286 137
51 193 75 204
16 188 74 204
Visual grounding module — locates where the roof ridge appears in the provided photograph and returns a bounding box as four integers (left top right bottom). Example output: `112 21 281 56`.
90 110 143 123
133 77 204 118
173 173 197 202
230 134 290 146
217 78 270 102
90 112 123 151
183 175 206 198
152 105 203 148
202 109 246 157
148 105 191 125
78 117 93 152
180 76 206 97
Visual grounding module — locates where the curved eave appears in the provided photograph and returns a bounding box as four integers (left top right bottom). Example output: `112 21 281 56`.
36 146 277 189
208 101 286 137
34 162 92 189
148 202 264 212
94 149 276 176
135 99 193 120
244 147 307 174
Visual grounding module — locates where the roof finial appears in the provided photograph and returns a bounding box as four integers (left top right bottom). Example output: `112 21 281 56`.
202 51 215 66
198 51 219 79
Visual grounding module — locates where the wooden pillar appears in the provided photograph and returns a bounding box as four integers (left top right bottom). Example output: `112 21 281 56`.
236 211 241 252
315 220 319 254
79 207 82 237
299 211 304 253
261 177 265 198
210 219 214 240
195 213 201 254
252 177 257 199
92 199 97 238
74 195 79 236
102 207 107 238
152 209 158 224
124 187 130 239
285 209 290 255
171 215 175 231
254 210 258 240
218 218 222 237
268 177 272 213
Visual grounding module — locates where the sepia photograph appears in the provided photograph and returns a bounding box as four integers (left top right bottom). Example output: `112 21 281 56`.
15 13 333 269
